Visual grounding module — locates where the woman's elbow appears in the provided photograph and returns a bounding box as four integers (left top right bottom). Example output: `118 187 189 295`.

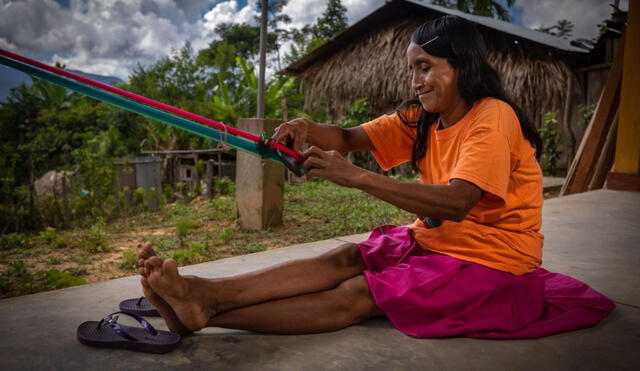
449 210 467 223
448 200 476 222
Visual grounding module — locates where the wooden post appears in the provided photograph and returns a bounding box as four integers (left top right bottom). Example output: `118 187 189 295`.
561 33 624 196
608 0 640 191
236 118 284 230
61 174 70 229
205 160 214 199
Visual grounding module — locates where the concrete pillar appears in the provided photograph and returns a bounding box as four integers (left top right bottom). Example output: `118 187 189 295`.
236 118 284 230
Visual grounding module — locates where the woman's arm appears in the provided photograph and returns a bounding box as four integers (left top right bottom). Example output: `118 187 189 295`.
302 146 483 221
273 118 374 154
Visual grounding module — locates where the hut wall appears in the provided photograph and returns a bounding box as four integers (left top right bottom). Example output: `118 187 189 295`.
298 17 571 136
298 18 421 120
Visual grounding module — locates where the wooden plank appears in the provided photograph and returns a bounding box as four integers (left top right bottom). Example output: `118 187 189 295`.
561 32 625 196
614 0 640 174
606 172 640 191
588 109 618 191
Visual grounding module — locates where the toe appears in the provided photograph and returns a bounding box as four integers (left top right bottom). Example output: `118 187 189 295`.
162 258 179 277
141 276 151 288
145 257 164 275
142 243 156 256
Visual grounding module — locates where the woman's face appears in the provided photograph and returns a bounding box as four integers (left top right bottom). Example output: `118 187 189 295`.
407 42 461 114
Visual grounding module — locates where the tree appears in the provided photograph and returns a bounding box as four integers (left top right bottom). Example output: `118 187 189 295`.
537 19 574 39
312 0 348 40
432 0 516 21
282 0 348 66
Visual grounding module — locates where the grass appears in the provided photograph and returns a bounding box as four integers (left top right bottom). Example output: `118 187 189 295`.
0 179 416 298
0 261 86 297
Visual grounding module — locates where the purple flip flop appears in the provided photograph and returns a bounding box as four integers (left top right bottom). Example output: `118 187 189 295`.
77 311 181 353
119 297 160 317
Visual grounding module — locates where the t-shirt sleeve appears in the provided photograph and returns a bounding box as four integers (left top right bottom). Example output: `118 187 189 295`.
450 113 513 202
360 112 415 170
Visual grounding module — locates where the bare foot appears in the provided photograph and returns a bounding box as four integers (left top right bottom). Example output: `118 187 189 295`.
145 257 216 332
137 244 192 335
137 243 156 277
141 277 193 335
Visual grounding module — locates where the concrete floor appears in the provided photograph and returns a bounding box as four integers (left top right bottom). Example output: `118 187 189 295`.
0 190 638 370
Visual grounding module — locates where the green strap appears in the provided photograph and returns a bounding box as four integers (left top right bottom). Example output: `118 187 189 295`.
0 55 282 163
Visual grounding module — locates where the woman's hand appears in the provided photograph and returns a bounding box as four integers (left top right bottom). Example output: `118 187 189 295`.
273 118 316 154
302 146 364 187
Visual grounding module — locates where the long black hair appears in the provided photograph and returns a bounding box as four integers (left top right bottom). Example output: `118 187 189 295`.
397 15 543 173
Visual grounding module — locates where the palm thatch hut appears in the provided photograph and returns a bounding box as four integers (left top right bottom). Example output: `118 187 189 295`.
283 0 587 130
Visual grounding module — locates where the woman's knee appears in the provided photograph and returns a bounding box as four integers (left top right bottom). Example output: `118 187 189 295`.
333 275 382 323
321 243 365 271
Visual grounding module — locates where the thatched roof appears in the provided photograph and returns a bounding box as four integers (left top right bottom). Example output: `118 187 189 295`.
283 0 585 125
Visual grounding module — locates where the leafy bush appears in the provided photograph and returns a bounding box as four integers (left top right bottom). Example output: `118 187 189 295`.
337 98 385 173
71 254 91 264
0 233 30 251
218 226 235 244
540 111 562 176
576 104 596 128
0 260 86 298
118 249 138 270
148 235 178 251
162 184 175 204
175 182 188 198
175 215 202 245
46 256 61 265
134 187 146 207
80 219 109 253
38 227 71 249
337 98 373 129
209 197 235 220
215 177 235 197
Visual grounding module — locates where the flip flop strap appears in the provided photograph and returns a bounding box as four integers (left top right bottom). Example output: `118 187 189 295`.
97 311 159 341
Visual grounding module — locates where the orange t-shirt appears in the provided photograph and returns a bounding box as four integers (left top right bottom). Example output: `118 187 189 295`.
361 98 543 275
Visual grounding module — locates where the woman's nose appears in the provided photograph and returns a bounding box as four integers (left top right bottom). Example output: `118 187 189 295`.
412 73 422 92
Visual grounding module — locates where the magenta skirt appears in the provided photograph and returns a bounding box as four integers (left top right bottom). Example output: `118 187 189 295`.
357 225 615 339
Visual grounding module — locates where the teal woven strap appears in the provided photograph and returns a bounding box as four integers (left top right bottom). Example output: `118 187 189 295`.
0 55 282 163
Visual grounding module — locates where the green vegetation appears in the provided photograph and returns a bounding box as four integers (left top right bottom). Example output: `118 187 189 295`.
577 104 596 128
0 261 86 298
432 0 516 21
540 111 562 176
0 179 415 298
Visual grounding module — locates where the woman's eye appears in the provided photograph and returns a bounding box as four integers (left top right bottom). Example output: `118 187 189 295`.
421 65 431 72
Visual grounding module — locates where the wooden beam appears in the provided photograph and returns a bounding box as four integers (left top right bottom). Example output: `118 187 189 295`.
572 62 612 74
606 172 640 191
561 32 624 196
613 0 640 174
588 109 618 191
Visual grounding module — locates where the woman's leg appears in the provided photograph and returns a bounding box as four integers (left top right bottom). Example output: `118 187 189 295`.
207 275 385 334
142 242 369 331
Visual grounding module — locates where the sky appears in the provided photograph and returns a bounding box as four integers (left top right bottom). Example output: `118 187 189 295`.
0 0 630 80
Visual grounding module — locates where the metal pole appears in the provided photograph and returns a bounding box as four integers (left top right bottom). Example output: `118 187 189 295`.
257 0 268 119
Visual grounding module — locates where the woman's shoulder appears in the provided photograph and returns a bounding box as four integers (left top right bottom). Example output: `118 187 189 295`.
471 97 520 134
395 103 423 123
475 97 517 117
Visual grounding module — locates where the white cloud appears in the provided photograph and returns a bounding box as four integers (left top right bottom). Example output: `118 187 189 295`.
281 0 328 30
0 37 18 52
343 0 384 24
518 0 628 40
203 0 260 32
0 0 221 79
0 0 630 82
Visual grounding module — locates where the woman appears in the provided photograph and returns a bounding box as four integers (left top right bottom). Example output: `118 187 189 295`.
138 15 613 338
